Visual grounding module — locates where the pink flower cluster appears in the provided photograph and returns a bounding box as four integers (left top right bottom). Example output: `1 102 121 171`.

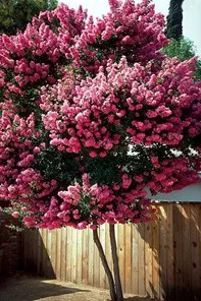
0 4 87 104
147 156 200 194
42 57 201 157
0 105 59 228
72 0 168 73
0 109 38 196
37 174 155 230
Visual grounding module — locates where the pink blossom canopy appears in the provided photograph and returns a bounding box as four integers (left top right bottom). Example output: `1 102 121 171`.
0 0 201 229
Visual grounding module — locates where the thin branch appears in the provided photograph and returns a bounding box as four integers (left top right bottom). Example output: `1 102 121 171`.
93 228 117 301
109 224 124 301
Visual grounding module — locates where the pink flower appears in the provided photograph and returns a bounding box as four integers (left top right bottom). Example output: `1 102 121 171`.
89 151 97 158
12 211 20 219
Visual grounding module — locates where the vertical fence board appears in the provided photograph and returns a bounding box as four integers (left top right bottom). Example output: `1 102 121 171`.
50 229 57 274
66 228 72 282
37 230 42 274
41 229 47 275
158 205 167 300
138 224 146 297
165 204 174 299
174 204 184 296
132 225 139 295
56 230 61 279
93 228 100 288
72 229 78 283
60 228 66 281
88 229 94 286
144 222 153 298
183 205 191 291
152 220 160 299
124 224 132 293
190 205 200 292
82 228 89 285
117 224 125 291
76 230 82 284
99 225 106 288
23 231 28 270
46 230 53 277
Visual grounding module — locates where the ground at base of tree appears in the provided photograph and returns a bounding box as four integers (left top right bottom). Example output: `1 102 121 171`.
0 274 154 301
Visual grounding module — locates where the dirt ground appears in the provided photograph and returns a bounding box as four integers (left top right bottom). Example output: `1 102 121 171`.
0 275 153 301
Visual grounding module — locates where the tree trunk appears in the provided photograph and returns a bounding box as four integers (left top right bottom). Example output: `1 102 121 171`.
109 224 124 301
93 229 117 301
166 0 185 40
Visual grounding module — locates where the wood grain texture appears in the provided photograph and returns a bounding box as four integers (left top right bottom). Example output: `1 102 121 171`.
23 203 201 300
82 228 89 285
124 223 132 293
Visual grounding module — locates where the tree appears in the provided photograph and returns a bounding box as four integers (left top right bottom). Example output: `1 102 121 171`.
0 1 201 300
166 0 185 40
0 0 58 35
163 38 201 79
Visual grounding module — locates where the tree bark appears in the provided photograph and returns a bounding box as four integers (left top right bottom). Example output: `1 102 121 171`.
109 224 124 301
93 228 117 301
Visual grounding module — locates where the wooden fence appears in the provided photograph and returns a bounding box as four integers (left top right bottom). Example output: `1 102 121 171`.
23 203 201 300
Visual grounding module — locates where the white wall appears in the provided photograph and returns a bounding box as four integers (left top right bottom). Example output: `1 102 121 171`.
150 182 201 202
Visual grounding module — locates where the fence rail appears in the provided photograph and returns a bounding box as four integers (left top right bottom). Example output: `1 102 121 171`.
23 203 201 300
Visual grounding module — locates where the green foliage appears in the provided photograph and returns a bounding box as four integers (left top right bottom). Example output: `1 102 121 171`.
0 0 58 35
166 0 184 40
163 38 201 80
78 195 91 218
84 146 153 186
164 38 195 60
35 146 81 185
85 154 122 186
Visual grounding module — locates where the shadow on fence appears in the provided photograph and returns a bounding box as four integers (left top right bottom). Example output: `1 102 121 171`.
138 203 201 301
0 228 21 278
23 229 56 279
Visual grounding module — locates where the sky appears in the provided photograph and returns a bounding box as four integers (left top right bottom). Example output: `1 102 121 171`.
59 0 201 56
